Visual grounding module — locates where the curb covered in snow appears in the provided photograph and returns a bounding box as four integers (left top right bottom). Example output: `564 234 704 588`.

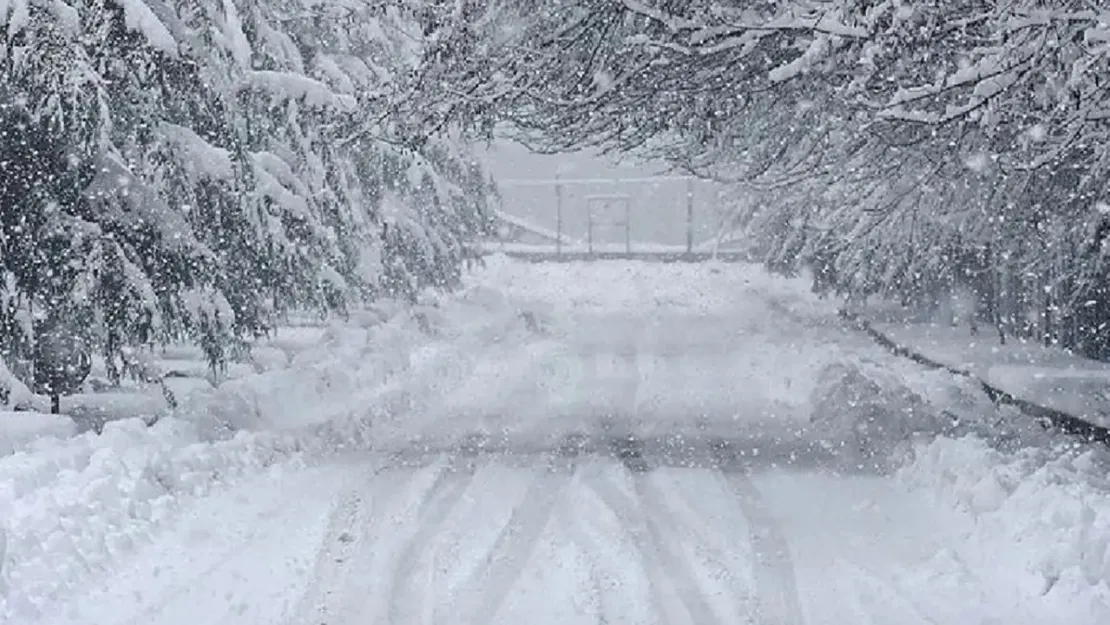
841 310 1110 446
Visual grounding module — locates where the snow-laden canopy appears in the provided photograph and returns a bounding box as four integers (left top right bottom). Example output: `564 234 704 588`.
0 0 495 380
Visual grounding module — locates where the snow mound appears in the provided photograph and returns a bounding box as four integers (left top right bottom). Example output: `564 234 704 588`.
0 412 76 457
186 323 408 434
808 360 949 464
0 418 307 621
0 279 543 621
899 436 1110 619
184 286 546 435
450 283 561 341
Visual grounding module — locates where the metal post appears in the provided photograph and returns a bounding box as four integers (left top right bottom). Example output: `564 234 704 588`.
685 177 694 255
710 181 723 261
626 198 632 254
586 197 594 255
555 173 563 257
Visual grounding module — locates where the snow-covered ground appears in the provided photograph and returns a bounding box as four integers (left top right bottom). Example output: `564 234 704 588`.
3 256 1109 625
867 317 1110 429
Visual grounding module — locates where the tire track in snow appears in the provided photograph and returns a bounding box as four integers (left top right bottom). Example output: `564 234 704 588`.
834 558 941 625
452 450 580 625
286 464 386 625
711 442 805 625
560 460 663 625
287 454 449 625
626 453 723 625
645 468 762 624
554 478 612 625
387 452 480 625
586 443 719 625
581 471 669 622
635 492 723 623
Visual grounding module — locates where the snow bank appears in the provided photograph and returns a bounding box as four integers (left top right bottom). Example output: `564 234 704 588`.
0 412 76 457
184 286 546 435
0 417 316 621
899 436 1110 620
0 281 545 621
807 360 952 464
868 313 1110 429
184 320 407 434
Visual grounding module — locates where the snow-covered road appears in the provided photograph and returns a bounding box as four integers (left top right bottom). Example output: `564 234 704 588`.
36 440 1006 625
9 258 1109 625
39 439 1070 625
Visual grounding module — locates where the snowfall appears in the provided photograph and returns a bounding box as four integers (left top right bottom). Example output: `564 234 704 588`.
2 256 1110 625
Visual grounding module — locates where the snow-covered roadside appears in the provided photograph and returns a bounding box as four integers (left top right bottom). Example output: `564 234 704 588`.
8 256 1110 623
0 420 311 621
0 274 544 622
0 413 77 458
898 435 1110 622
28 464 358 625
857 307 1110 430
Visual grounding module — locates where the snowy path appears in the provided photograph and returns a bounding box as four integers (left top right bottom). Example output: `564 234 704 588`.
13 259 1107 625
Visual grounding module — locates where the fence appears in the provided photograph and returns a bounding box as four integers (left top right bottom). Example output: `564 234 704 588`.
494 175 731 254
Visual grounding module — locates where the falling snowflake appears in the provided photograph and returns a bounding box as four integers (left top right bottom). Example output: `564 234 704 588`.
964 153 991 173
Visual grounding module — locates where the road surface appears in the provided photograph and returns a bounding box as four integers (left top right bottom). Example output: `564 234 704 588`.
19 260 1098 625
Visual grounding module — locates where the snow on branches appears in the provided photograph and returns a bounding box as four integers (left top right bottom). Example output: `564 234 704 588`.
426 0 1110 357
0 0 495 392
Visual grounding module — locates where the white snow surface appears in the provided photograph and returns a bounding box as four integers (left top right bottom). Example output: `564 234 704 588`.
868 317 1110 428
3 257 1108 624
898 436 1110 623
0 412 76 457
116 0 178 56
157 123 234 181
245 70 357 110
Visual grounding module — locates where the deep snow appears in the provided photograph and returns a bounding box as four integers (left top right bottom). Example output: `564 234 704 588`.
2 256 1108 624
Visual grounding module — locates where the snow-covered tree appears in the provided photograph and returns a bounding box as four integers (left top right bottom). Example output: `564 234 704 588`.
434 0 1110 357
0 0 495 397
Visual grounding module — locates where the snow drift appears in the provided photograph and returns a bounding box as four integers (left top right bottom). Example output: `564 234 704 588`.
899 435 1110 622
0 278 546 622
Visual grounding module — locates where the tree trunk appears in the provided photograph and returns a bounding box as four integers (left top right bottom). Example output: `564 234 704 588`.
1043 289 1053 347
